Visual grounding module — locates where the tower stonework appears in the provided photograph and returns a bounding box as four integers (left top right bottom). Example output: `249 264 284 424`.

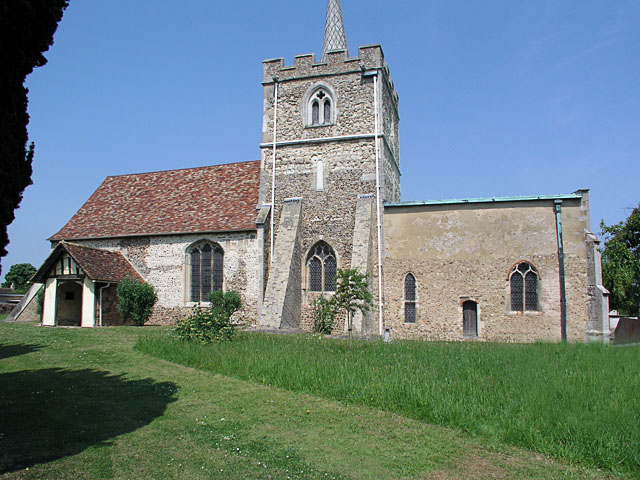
257 45 400 333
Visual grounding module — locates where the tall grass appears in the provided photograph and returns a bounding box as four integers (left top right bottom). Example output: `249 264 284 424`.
136 333 640 475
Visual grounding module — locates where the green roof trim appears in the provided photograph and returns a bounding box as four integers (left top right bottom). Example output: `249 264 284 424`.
385 193 583 208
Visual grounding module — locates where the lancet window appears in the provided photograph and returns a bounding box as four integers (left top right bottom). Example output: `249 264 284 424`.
404 273 417 323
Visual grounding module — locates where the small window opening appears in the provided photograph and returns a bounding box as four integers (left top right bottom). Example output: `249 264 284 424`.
316 161 324 190
404 273 417 323
323 100 331 125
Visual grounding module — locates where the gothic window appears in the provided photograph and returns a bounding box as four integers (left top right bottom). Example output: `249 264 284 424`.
404 273 417 323
305 86 335 126
189 241 224 302
307 241 337 292
323 99 332 125
509 262 539 312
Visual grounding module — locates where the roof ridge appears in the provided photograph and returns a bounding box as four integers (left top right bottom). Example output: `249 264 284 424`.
104 159 261 180
49 159 261 241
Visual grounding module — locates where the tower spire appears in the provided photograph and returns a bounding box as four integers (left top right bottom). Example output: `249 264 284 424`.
322 0 348 61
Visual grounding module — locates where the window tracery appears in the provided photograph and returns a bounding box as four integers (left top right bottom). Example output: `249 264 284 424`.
189 241 224 302
509 262 539 312
304 86 334 126
307 241 337 292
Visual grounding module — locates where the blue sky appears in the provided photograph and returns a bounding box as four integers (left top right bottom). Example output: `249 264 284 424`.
2 0 639 281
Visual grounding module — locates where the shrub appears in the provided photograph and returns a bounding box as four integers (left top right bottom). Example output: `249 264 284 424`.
174 291 242 343
312 296 335 334
35 287 45 316
208 290 242 319
117 278 158 325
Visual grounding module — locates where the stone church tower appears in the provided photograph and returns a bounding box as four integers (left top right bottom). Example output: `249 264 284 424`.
257 0 400 334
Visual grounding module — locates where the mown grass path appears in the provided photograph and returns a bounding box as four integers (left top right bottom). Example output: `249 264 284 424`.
0 323 627 479
138 331 640 476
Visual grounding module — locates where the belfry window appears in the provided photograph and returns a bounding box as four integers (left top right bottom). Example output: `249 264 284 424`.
189 241 224 302
404 273 417 323
307 241 337 292
306 88 334 126
324 99 331 124
509 262 539 312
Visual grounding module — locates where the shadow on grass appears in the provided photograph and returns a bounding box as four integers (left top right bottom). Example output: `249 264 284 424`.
0 368 178 473
0 343 44 360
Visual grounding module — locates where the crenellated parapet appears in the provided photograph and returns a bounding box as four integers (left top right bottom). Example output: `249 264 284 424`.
262 45 398 106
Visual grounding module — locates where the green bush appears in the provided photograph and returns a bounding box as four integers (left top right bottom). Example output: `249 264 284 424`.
174 291 242 343
312 296 335 334
117 278 158 325
35 287 45 316
208 290 242 319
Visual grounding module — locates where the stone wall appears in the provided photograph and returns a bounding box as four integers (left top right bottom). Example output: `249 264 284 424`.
72 230 261 325
92 284 126 326
383 197 592 342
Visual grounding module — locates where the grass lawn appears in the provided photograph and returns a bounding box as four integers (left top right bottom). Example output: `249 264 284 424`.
138 331 640 477
0 324 628 479
0 314 7 321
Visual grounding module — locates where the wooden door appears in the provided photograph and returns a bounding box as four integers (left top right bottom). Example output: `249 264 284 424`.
463 301 477 338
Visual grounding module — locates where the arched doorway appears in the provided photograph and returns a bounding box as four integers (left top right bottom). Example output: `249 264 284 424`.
56 280 83 326
462 301 478 338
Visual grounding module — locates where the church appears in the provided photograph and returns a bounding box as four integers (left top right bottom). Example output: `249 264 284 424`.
19 0 610 342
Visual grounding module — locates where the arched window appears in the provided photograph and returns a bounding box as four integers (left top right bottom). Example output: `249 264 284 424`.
323 99 332 125
404 273 417 323
509 262 539 312
189 241 223 302
305 87 334 126
307 241 337 292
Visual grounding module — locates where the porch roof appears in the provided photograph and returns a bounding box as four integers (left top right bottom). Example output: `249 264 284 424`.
32 242 144 284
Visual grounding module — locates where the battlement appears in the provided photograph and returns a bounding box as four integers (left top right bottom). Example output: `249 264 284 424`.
263 44 398 104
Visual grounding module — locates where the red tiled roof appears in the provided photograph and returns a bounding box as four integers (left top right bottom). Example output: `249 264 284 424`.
50 161 261 240
64 243 144 282
33 243 144 283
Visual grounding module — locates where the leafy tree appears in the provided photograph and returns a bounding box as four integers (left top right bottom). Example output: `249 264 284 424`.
1 262 36 293
600 203 640 317
331 268 373 338
0 0 69 275
117 278 158 325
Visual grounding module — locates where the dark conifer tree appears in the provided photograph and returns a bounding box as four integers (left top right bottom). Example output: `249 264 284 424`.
0 0 68 274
